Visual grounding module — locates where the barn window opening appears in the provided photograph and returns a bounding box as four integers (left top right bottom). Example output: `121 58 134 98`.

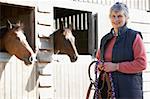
54 7 98 55
0 3 35 52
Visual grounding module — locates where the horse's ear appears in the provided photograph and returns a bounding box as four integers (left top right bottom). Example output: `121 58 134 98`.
16 21 24 28
16 21 21 26
6 19 13 29
60 21 64 29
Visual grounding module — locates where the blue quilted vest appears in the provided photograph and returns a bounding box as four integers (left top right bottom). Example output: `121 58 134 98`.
100 26 143 99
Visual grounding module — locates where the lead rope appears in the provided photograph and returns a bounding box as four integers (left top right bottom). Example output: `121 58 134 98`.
94 61 100 99
95 60 116 99
101 59 116 99
108 73 116 99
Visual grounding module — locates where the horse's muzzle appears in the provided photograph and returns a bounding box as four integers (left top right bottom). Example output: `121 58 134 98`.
29 54 37 63
23 54 37 65
70 54 78 62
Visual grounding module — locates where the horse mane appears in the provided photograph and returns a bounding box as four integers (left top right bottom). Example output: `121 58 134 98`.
49 28 64 42
50 28 63 36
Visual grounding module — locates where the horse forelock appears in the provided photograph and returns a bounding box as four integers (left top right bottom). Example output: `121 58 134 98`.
7 24 26 42
13 25 23 32
63 29 74 40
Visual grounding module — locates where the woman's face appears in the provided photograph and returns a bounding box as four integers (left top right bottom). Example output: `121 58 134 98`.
110 10 128 30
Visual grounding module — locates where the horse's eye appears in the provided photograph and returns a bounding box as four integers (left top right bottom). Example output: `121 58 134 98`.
64 39 70 46
64 39 69 43
16 37 20 41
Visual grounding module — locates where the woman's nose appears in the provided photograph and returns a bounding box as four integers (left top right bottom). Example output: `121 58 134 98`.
114 16 119 21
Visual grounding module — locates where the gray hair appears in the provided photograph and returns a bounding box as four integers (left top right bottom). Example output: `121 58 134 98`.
110 2 129 18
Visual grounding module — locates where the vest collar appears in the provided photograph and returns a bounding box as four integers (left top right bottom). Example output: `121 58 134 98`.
110 25 128 36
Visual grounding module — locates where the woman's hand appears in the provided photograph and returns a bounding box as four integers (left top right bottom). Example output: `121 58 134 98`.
103 62 119 72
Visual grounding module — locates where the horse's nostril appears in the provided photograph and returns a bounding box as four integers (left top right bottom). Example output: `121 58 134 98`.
75 56 78 61
70 55 78 62
74 54 78 59
76 56 78 60
29 55 37 63
29 56 33 63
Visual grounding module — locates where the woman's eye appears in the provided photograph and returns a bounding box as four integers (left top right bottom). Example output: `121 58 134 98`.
111 15 117 19
112 15 116 18
111 15 123 19
118 15 123 18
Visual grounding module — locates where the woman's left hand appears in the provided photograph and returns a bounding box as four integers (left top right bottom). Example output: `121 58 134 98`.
103 62 119 72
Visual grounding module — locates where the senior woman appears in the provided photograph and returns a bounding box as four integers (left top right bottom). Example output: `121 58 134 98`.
96 2 147 99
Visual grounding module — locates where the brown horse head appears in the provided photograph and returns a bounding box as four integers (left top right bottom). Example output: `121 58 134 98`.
52 22 78 62
0 20 36 65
